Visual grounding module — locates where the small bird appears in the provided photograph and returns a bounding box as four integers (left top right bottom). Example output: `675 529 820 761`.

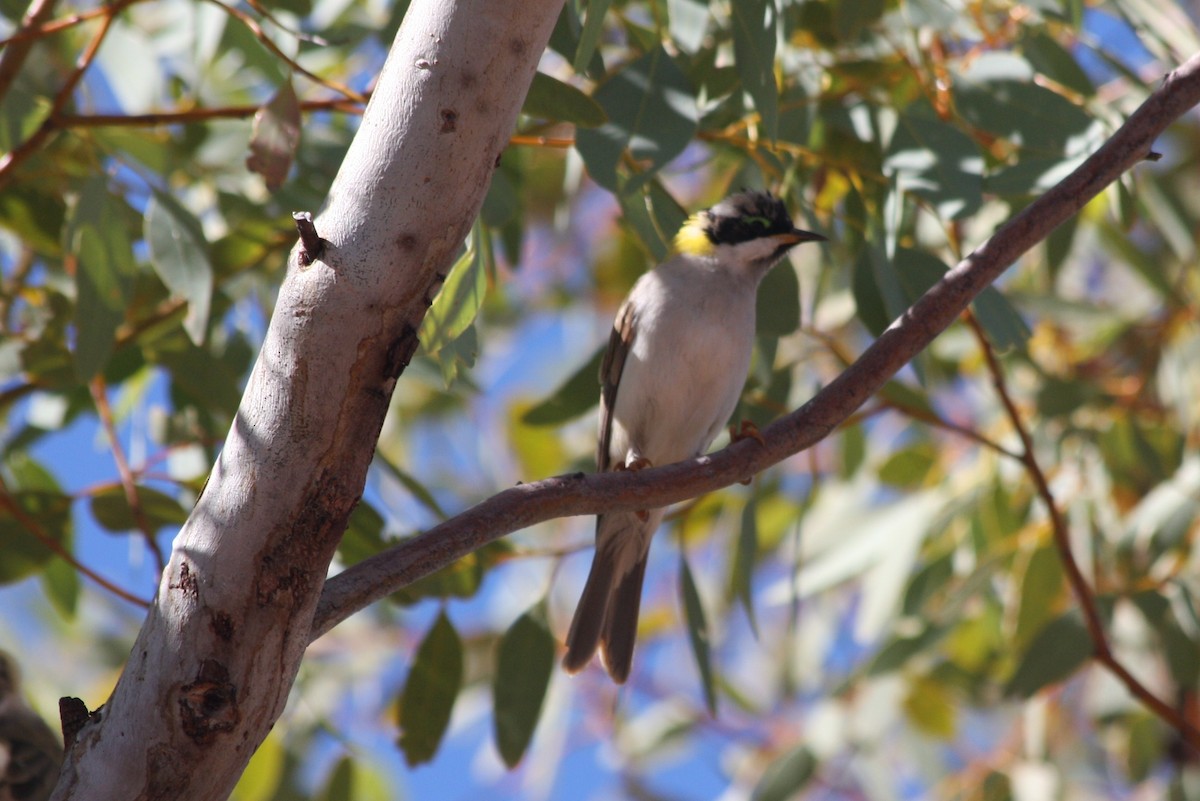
562 190 826 683
0 652 63 801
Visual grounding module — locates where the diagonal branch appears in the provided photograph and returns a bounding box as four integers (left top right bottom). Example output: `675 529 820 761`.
310 51 1200 641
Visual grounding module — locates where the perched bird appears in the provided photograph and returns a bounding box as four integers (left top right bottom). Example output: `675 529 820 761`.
562 190 826 683
0 652 63 801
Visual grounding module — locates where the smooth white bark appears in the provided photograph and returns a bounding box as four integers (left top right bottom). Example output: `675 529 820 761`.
52 1 562 798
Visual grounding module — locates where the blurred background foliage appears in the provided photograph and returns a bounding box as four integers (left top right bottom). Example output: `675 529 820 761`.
2 0 1200 798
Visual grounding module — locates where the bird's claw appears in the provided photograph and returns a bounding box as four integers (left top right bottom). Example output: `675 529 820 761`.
615 457 653 519
729 420 765 446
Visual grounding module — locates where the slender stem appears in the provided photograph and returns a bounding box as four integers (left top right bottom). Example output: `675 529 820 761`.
0 0 135 190
0 0 61 102
966 312 1200 750
89 378 167 574
0 475 150 607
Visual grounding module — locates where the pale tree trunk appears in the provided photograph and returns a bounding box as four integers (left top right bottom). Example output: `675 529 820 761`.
50 0 562 797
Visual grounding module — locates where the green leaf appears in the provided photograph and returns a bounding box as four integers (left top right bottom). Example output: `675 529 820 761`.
523 72 607 128
90 484 189 533
40 556 80 619
0 489 71 584
1021 30 1094 96
751 745 816 801
390 540 513 605
246 79 301 190
67 177 137 381
374 455 448 519
573 0 611 74
1013 544 1065 651
878 442 937 489
954 53 1094 154
396 611 464 766
756 261 800 336
317 756 354 801
576 45 698 194
680 554 717 715
493 609 556 768
832 0 884 41
151 338 243 417
145 192 214 345
522 346 604 426
729 498 759 637
884 101 983 221
903 673 957 738
420 227 486 356
1004 612 1093 698
731 0 779 139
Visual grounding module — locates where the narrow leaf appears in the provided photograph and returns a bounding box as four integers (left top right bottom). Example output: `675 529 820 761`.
576 45 698 194
523 72 607 127
729 499 759 637
1004 612 1093 698
493 610 556 768
573 0 612 74
90 484 189 533
521 346 604 426
420 227 486 356
680 554 718 715
145 191 214 345
67 177 137 380
731 0 779 140
397 611 464 766
752 745 816 801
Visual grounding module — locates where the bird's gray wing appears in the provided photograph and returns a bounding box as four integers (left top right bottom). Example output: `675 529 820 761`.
596 298 636 473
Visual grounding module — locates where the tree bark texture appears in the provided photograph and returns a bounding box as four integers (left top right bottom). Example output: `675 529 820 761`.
51 0 563 798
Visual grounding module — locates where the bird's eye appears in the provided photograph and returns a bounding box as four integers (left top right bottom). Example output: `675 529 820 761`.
745 216 771 228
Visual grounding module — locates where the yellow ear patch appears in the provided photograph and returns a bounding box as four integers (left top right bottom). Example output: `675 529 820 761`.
673 214 715 256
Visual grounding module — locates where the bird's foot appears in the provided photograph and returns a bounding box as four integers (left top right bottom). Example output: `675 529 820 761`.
729 419 765 446
615 456 653 519
729 421 763 485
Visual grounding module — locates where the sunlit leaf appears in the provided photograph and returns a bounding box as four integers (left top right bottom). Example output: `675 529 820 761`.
576 45 698 194
420 227 485 356
67 177 137 380
523 72 607 127
731 0 778 139
145 191 214 345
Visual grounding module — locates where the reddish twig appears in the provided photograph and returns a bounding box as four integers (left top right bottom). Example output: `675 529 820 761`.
0 474 150 607
0 0 137 190
0 0 61 102
88 377 167 574
967 312 1200 750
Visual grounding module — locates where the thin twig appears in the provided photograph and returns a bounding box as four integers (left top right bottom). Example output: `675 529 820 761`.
199 0 367 104
966 312 1200 750
0 0 61 102
0 0 137 190
53 98 365 128
0 475 150 607
88 378 167 574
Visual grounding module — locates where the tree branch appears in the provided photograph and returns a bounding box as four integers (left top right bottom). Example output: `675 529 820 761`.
311 51 1200 641
967 313 1200 749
